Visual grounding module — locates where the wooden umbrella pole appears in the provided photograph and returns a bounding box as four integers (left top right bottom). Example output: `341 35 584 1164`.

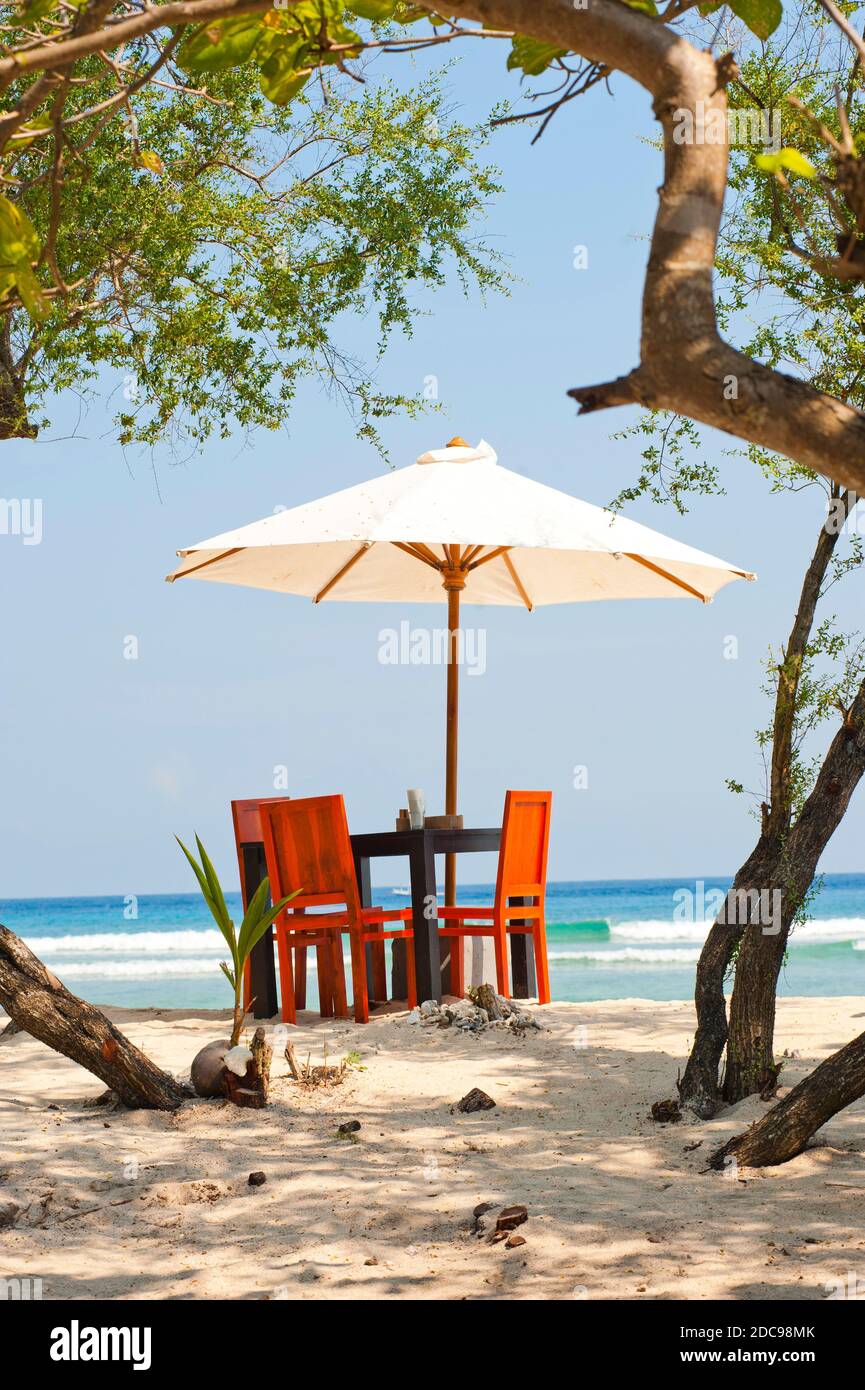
444 572 463 907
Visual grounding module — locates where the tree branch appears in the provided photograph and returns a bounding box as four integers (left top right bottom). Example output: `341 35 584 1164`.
766 505 845 837
7 0 865 490
437 1 865 493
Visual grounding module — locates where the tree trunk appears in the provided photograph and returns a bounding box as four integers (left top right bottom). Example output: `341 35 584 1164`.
0 925 188 1110
677 839 779 1116
680 508 856 1114
0 318 36 440
724 681 865 1102
711 1028 865 1168
722 911 789 1103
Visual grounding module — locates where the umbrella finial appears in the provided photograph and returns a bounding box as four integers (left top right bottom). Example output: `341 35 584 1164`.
446 436 471 449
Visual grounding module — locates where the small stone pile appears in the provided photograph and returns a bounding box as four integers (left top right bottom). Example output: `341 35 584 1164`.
406 986 540 1034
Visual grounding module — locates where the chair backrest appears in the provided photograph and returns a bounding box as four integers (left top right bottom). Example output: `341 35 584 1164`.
231 796 291 847
260 795 361 915
231 797 292 909
494 790 552 907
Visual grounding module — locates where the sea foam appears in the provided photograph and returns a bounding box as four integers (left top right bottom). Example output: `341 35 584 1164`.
609 917 865 945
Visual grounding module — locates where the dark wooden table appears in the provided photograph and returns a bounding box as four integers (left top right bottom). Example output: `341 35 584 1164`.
243 825 536 1017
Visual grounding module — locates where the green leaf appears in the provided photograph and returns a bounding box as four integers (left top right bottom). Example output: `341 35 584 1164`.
729 0 782 41
195 834 234 938
754 147 816 179
348 0 399 18
240 888 302 963
178 18 264 72
239 909 279 964
624 0 658 13
270 0 342 39
241 890 302 963
175 835 238 966
13 265 49 320
289 0 343 25
507 34 567 77
219 960 237 990
8 115 52 150
175 835 217 912
136 150 164 175
0 194 41 264
20 0 57 19
260 52 313 105
0 268 17 303
235 873 301 965
236 876 272 963
0 196 46 322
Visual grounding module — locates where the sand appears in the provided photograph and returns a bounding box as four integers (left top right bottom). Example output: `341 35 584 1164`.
1 996 864 1301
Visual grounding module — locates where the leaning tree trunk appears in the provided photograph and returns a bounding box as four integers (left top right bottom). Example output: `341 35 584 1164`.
0 925 187 1110
679 507 853 1115
677 838 779 1116
724 682 865 1103
721 922 787 1104
711 1027 865 1168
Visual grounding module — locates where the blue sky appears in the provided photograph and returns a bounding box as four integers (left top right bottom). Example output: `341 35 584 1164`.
2 38 862 896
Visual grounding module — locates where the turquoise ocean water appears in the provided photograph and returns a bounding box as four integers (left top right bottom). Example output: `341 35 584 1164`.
2 873 864 1009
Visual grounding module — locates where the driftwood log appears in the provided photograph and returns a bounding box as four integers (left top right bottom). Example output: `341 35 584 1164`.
0 924 188 1110
710 1028 865 1168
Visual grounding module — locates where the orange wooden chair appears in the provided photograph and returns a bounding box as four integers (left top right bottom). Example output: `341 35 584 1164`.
260 795 418 1024
437 790 552 1004
232 797 336 1017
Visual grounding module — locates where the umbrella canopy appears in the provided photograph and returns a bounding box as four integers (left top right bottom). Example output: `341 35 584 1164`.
167 438 755 901
167 438 754 607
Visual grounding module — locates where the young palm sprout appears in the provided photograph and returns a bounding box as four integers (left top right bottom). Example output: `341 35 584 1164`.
176 835 298 1046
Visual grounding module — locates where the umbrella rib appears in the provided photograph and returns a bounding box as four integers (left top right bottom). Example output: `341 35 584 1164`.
501 552 534 612
416 542 445 567
391 541 442 571
313 542 374 603
166 547 245 582
467 545 511 571
623 552 709 603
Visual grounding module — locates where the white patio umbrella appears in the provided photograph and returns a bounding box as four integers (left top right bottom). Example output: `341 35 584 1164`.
167 437 755 901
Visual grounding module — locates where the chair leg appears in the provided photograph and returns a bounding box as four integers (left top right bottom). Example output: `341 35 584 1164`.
349 928 369 1024
275 922 296 1025
294 944 308 1010
370 927 388 1004
317 939 333 1017
448 932 464 1000
493 916 509 998
329 931 350 1019
405 938 418 1010
533 918 551 1005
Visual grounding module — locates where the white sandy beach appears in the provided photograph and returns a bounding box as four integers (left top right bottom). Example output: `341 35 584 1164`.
1 996 864 1301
